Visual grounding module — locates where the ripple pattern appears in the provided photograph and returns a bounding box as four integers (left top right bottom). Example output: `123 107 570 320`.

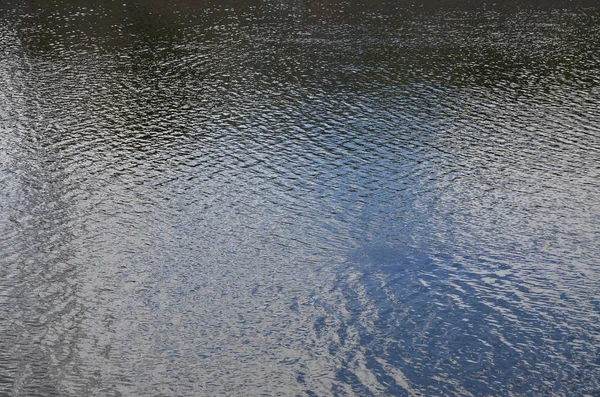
1 1 599 396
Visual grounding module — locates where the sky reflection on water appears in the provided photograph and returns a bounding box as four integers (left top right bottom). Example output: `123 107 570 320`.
1 0 599 395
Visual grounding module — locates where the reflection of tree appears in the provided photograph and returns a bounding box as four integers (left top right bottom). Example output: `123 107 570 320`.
0 22 84 396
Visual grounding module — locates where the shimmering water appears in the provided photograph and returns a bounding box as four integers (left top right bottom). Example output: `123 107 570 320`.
1 1 599 395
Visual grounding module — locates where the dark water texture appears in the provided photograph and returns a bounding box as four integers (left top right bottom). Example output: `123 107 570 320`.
1 0 599 396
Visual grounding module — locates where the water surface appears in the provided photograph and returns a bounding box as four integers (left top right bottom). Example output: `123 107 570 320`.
1 1 599 395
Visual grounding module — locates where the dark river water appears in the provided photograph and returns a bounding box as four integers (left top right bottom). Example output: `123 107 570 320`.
1 0 599 396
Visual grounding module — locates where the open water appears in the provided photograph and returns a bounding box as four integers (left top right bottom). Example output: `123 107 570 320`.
1 0 599 395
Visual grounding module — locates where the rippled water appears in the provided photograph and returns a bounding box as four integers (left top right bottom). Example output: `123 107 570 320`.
1 1 599 395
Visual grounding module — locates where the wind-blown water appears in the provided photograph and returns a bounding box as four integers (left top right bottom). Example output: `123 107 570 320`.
1 1 599 395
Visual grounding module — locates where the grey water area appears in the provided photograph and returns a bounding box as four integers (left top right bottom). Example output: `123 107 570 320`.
1 0 599 395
